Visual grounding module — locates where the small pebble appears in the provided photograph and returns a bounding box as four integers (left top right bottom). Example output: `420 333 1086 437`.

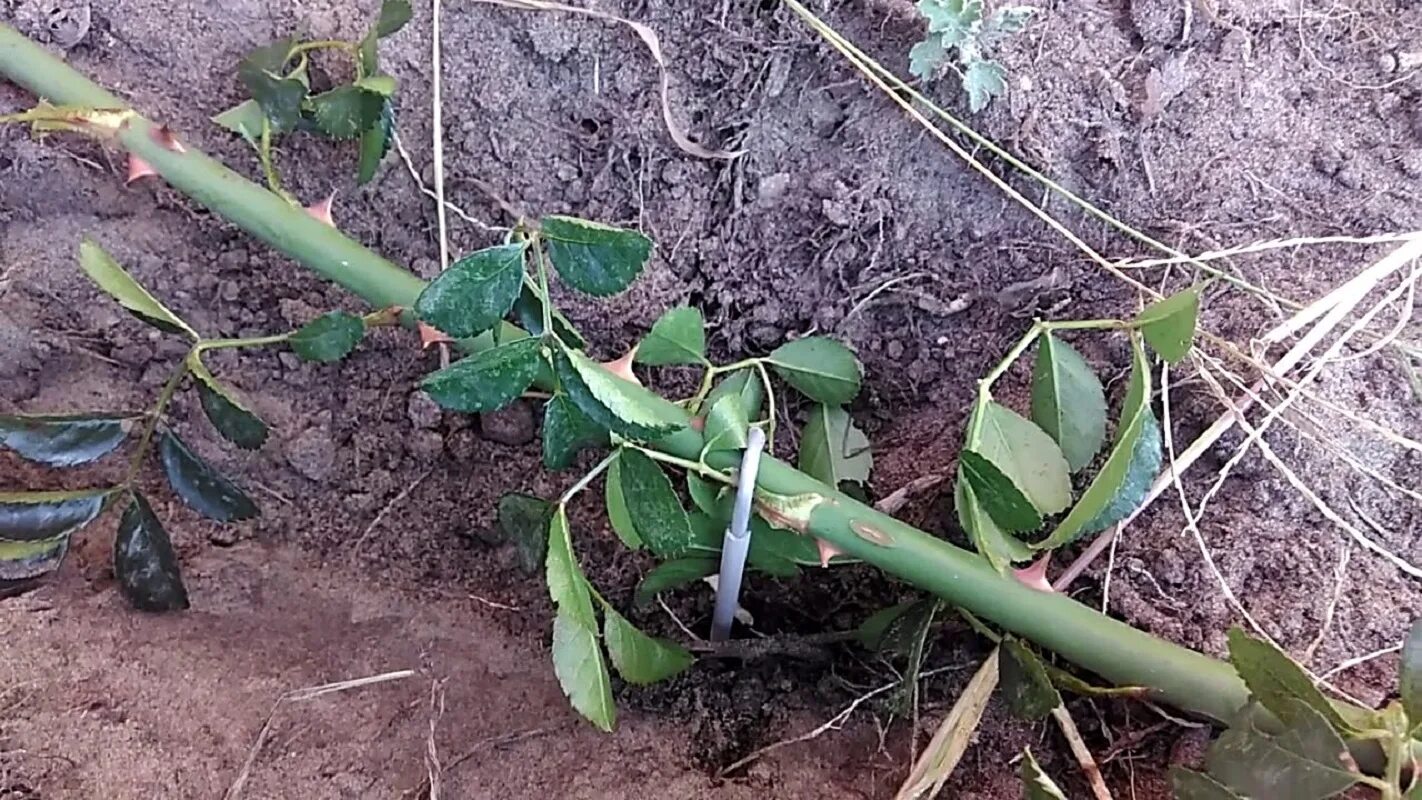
479 401 535 446
407 391 442 430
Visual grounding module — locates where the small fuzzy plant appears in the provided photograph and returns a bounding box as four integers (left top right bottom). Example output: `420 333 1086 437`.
212 0 412 195
5 20 1422 795
909 0 1033 112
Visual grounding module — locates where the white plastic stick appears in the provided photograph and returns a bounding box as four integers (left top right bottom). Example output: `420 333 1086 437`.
711 426 766 642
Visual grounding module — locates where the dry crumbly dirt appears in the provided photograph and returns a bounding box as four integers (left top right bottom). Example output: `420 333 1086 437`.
4 0 1422 797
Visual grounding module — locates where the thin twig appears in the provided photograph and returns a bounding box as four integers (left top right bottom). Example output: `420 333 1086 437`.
425 679 446 800
1318 644 1404 681
1050 705 1114 800
1304 542 1351 665
392 130 507 233
720 664 964 778
352 469 433 551
224 670 416 800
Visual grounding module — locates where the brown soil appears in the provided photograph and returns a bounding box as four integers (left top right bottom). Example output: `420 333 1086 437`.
4 0 1422 797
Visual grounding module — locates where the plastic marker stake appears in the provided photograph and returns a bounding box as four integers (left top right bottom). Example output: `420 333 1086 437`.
709 425 766 642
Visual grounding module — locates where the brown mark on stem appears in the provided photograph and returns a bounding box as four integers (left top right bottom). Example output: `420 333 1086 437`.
849 519 894 547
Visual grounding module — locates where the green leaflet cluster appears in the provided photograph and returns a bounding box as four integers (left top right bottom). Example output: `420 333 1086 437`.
414 216 870 729
908 0 1034 112
955 289 1200 572
1 240 379 609
213 0 411 191
1170 625 1422 799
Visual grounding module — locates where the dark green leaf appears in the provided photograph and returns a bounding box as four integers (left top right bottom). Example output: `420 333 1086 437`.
1401 618 1422 724
701 394 749 454
745 522 802 574
1019 749 1068 800
542 393 608 470
873 598 939 658
545 506 596 626
1035 333 1153 550
354 74 397 96
800 405 872 489
552 609 616 731
0 412 133 467
966 401 1071 524
1030 334 1107 473
158 432 257 522
238 70 305 133
959 451 1042 533
421 338 544 413
1080 411 1162 533
1170 768 1246 800
115 492 189 612
617 448 696 558
855 601 918 650
1137 288 1200 363
374 0 413 37
78 240 197 337
212 100 266 142
704 369 764 420
1205 699 1358 800
540 215 653 297
356 99 395 185
551 347 684 440
766 337 862 405
686 473 721 515
513 282 585 348
235 39 303 131
189 358 268 450
635 557 717 604
240 37 295 75
1001 639 1062 720
636 306 706 366
498 493 553 573
604 454 642 550
954 477 1033 572
358 32 380 77
288 312 366 362
0 536 69 582
305 86 385 139
0 489 111 541
890 599 940 715
687 508 821 571
1226 628 1353 733
604 608 694 685
414 243 527 338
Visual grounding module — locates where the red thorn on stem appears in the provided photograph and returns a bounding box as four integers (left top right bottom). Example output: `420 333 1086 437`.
689 415 705 432
602 345 640 385
305 193 337 227
150 124 186 153
125 154 157 185
816 538 842 568
418 322 453 349
1012 553 1055 593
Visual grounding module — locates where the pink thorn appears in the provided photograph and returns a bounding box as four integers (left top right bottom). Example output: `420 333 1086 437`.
418 322 453 349
150 124 186 153
1012 553 1055 593
601 345 641 385
305 193 337 227
816 538 842 568
125 154 157 186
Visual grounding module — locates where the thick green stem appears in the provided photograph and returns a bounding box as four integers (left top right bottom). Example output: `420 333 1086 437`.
0 23 1391 768
0 25 425 312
